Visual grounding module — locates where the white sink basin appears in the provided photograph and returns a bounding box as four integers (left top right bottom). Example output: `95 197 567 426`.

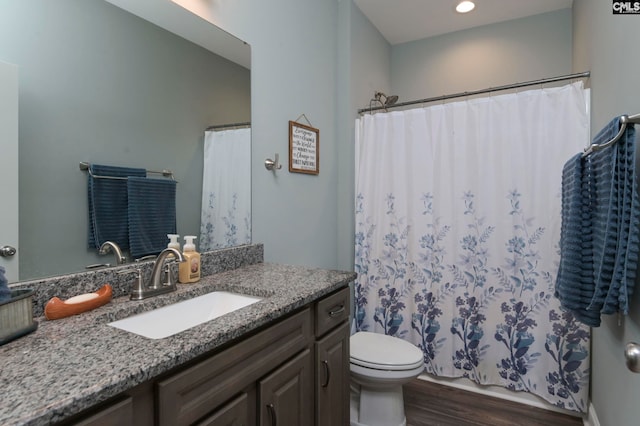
108 291 262 339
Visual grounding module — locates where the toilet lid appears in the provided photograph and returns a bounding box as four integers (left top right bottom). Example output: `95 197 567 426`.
350 332 424 371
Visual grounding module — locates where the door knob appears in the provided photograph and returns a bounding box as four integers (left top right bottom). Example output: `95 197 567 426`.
0 245 16 257
625 342 640 373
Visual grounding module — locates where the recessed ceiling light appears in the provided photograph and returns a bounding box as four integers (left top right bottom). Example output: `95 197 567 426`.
456 1 475 13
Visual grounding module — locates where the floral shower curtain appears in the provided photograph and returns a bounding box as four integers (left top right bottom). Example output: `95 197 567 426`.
354 82 591 412
200 128 251 250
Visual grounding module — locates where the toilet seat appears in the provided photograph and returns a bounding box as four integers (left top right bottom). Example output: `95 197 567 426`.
350 332 424 371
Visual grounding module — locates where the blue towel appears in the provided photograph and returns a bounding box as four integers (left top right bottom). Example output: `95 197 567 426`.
0 266 11 303
555 117 640 326
602 122 639 314
555 153 600 325
127 177 177 258
587 119 639 317
88 164 146 250
586 120 620 315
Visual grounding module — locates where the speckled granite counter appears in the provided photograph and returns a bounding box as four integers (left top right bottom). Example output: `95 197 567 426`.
0 262 356 426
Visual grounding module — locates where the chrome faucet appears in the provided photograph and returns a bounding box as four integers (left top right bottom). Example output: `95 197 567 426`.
99 241 126 265
149 248 185 290
120 247 186 301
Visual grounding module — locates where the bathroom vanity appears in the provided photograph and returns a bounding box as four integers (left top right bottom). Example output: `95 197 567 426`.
0 252 355 426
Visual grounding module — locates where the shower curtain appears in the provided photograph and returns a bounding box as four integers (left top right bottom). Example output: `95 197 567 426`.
354 82 591 412
200 128 251 250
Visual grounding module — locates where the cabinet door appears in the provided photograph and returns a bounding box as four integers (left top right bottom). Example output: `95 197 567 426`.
315 322 350 426
157 309 311 426
71 397 133 426
259 349 312 426
195 391 254 426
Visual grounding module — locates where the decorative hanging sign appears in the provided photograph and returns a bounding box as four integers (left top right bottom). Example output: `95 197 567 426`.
289 120 319 175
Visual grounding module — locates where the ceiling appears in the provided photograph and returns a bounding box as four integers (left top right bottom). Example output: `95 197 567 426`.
353 0 574 45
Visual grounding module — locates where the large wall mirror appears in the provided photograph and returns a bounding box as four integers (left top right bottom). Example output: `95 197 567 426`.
0 0 251 282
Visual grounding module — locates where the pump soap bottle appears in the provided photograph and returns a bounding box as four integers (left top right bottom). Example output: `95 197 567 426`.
179 235 201 283
167 234 180 253
166 234 181 283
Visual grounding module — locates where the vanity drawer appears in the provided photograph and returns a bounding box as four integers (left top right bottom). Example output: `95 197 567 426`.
195 391 253 426
71 396 133 426
315 287 350 336
156 308 311 426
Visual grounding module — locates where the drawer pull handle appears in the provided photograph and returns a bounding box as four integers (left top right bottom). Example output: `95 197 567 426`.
267 403 277 425
329 305 345 317
322 360 331 387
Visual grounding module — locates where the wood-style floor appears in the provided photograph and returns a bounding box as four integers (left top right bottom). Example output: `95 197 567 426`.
404 379 584 426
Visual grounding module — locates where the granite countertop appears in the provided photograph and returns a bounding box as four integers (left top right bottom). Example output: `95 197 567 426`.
0 263 356 426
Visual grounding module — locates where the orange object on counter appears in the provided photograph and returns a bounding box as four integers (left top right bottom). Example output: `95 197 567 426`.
44 284 112 320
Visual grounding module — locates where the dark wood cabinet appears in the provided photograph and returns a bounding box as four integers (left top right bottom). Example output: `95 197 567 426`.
258 349 312 426
71 397 134 426
195 391 253 426
313 287 350 426
156 309 311 426
315 322 350 426
63 286 351 426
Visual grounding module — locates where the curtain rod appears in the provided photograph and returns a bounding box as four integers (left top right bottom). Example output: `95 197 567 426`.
206 121 251 131
358 71 591 114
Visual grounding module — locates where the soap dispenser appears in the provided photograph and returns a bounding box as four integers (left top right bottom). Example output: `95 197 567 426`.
167 234 180 252
167 234 181 283
179 235 201 283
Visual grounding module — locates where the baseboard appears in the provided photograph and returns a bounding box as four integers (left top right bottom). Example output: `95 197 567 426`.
416 374 585 419
583 402 600 426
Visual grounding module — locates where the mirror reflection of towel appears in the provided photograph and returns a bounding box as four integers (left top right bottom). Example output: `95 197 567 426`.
0 266 11 303
88 164 146 250
127 177 177 258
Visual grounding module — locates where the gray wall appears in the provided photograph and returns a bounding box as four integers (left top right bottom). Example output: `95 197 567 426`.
573 1 640 424
0 0 250 279
196 0 341 269
391 9 573 101
340 2 392 271
184 0 390 272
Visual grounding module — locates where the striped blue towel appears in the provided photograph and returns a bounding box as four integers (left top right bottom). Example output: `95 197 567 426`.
600 121 639 315
555 153 600 326
556 117 640 326
0 266 10 303
127 177 177 258
88 164 146 250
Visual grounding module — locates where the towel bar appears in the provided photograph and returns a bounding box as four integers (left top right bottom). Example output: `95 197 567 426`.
582 113 640 157
79 161 175 180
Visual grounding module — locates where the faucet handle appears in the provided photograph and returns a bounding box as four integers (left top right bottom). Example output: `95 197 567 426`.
85 263 111 269
135 255 157 263
118 268 145 300
163 261 179 287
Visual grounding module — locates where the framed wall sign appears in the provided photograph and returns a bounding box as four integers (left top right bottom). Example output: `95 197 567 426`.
289 120 319 175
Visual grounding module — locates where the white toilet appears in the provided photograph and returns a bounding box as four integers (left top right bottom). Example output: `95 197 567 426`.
350 331 425 426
